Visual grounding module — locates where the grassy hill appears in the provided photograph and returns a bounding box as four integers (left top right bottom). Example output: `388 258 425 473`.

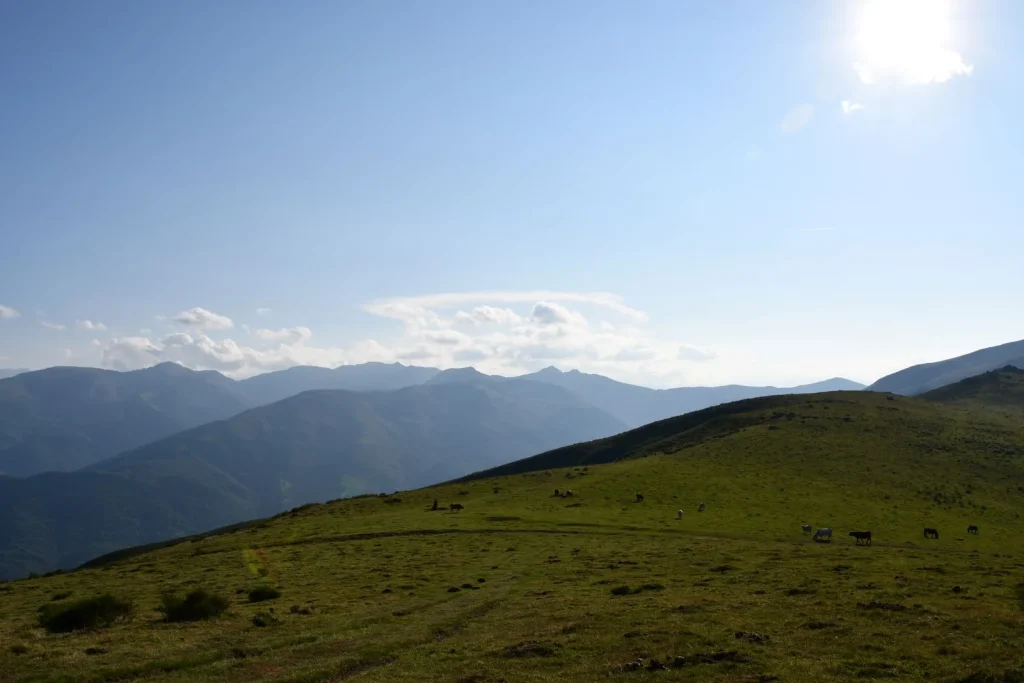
2 390 1024 681
0 380 625 580
0 363 253 476
922 365 1024 416
869 338 1024 395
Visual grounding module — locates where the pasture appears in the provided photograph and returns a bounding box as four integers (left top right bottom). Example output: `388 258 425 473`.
2 393 1024 681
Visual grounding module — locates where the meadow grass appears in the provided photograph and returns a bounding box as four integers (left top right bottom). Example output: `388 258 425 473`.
2 392 1024 681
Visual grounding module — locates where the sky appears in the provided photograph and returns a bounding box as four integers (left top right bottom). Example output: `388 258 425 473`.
1 0 1022 388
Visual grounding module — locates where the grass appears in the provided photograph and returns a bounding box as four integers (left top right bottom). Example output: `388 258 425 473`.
158 589 229 623
1 391 1024 681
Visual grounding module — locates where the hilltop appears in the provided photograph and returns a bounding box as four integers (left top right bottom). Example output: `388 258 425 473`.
922 365 1024 415
2 389 1024 682
869 338 1024 395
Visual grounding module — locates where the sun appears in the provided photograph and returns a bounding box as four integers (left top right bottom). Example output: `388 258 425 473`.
854 0 972 85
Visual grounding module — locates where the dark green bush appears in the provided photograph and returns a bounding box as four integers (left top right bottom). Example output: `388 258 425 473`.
37 594 134 633
247 585 281 603
158 589 229 622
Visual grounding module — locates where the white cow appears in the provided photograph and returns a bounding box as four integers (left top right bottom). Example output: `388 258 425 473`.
813 528 833 542
676 509 684 520
801 524 812 534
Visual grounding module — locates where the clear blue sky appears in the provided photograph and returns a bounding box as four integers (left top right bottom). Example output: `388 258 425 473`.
1 0 1022 387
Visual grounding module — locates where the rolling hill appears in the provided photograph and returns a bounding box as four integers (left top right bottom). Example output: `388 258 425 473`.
3 387 1024 681
0 379 625 579
521 365 865 427
0 369 28 381
922 365 1024 415
0 363 253 477
868 338 1024 395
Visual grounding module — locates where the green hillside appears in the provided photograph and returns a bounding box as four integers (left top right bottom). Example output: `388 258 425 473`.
0 363 253 476
2 390 1024 682
0 380 625 580
922 365 1024 416
868 338 1024 395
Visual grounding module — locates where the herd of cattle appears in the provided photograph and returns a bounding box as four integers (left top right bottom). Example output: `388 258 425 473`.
431 491 983 546
799 523 980 545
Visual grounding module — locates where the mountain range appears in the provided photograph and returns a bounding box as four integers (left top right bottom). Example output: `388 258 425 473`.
868 338 1024 395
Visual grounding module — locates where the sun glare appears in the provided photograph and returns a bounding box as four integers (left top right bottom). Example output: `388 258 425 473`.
854 0 972 85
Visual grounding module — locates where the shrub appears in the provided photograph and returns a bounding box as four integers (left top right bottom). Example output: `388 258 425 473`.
158 589 229 622
252 610 279 628
37 594 134 633
10 644 28 655
247 586 281 603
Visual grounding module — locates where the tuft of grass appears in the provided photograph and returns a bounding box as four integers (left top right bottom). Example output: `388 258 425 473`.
37 594 134 633
158 589 229 622
252 611 279 628
247 585 281 603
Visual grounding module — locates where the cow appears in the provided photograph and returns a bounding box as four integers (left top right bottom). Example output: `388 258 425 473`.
967 524 979 535
450 503 464 512
801 524 812 535
923 528 939 539
813 528 833 542
554 489 561 497
676 509 684 520
635 493 645 503
698 502 706 512
849 531 872 545
431 499 439 511
563 490 573 498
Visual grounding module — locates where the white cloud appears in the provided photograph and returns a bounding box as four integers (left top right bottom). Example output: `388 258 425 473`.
63 348 73 359
173 307 234 330
366 291 648 322
139 328 152 334
0 305 20 319
77 320 107 331
454 306 524 327
780 104 815 135
256 308 271 316
41 321 66 331
677 345 718 362
841 100 865 114
531 301 587 326
256 327 313 344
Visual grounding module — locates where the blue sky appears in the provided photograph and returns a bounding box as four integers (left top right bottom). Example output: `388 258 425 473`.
1 0 1022 387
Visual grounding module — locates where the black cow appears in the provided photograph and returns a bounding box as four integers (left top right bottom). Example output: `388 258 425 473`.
849 531 872 545
431 499 439 511
450 503 464 512
635 493 644 503
923 527 939 539
967 524 979 535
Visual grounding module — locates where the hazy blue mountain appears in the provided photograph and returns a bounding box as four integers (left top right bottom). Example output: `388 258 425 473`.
236 362 440 405
520 366 866 428
0 379 625 579
868 339 1024 395
0 363 253 476
0 369 29 381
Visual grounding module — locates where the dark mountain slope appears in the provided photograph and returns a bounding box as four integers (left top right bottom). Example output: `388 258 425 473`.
868 339 1024 395
0 363 253 476
922 365 1024 415
0 380 625 579
0 369 29 381
521 366 865 427
236 362 439 405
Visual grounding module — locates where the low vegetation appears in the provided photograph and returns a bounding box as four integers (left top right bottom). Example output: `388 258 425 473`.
158 589 229 623
2 390 1024 681
36 594 133 633
247 585 281 603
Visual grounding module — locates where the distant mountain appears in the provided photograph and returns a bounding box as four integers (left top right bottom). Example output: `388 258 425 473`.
0 369 29 381
0 380 626 579
0 363 253 476
236 362 440 405
868 339 1024 395
424 367 503 385
520 366 866 428
921 365 1024 415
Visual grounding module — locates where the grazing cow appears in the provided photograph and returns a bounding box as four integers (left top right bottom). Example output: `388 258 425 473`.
801 524 812 535
813 528 833 542
564 490 573 497
676 510 684 520
450 503 464 512
554 489 561 497
967 524 979 535
431 499 439 511
923 528 939 539
849 531 872 545
698 502 706 512
635 493 645 503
